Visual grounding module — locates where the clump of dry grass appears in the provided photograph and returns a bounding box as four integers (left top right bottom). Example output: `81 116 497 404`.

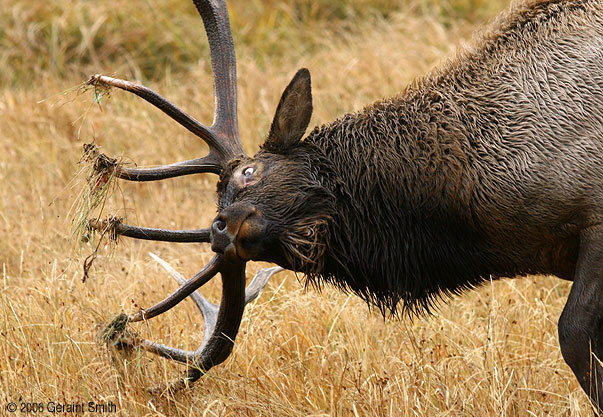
100 313 129 343
99 312 142 362
72 144 120 234
0 0 595 415
70 140 125 281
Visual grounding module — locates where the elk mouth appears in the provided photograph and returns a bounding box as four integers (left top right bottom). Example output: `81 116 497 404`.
210 204 267 261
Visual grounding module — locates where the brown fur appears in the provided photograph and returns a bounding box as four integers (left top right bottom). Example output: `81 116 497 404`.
214 0 603 408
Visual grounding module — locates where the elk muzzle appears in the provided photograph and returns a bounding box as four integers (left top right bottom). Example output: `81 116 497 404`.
211 204 266 260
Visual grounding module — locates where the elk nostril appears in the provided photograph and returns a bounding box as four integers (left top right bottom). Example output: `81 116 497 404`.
213 219 227 232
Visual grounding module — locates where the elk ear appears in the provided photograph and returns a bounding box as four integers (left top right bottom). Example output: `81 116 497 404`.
262 68 313 152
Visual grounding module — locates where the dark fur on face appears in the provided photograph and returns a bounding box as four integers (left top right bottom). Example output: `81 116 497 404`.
217 147 336 275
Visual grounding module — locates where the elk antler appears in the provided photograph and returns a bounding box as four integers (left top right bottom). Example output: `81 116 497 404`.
118 254 283 392
107 256 282 393
86 0 243 180
146 252 282 351
89 0 261 391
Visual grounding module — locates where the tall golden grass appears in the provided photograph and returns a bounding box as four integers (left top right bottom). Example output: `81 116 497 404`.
0 0 593 415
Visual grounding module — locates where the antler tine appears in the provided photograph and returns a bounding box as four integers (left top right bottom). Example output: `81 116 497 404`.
192 0 242 157
87 75 225 178
88 218 210 243
86 74 231 181
128 255 223 323
244 266 284 304
142 254 282 354
89 75 217 148
116 156 224 179
147 253 283 339
148 252 218 345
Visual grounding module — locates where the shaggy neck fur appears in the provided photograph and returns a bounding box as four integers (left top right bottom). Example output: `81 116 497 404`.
293 0 603 315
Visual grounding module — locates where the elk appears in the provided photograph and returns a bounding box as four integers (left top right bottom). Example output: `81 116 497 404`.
85 0 603 409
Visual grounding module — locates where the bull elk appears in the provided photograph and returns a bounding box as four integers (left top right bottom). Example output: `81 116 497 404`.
83 0 603 409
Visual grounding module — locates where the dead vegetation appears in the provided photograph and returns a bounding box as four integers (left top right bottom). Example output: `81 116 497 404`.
0 0 594 415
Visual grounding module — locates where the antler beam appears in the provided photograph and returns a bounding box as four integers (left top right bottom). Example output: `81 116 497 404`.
105 257 248 393
191 0 239 146
121 255 283 393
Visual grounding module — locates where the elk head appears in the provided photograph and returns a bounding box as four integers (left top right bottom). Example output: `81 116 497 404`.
212 69 334 273
86 0 329 392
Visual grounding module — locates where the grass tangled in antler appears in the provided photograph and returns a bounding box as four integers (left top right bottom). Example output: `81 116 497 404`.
71 142 129 281
82 73 113 107
72 143 121 242
71 76 120 243
100 313 130 344
68 78 132 280
99 313 141 356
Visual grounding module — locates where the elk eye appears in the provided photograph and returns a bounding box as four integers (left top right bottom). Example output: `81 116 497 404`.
243 167 254 179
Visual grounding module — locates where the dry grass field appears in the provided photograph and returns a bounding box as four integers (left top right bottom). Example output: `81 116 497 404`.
0 0 596 415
